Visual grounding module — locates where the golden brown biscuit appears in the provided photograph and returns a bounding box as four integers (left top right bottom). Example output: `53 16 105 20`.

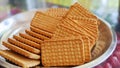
72 18 98 34
8 38 40 54
53 24 91 62
52 24 82 38
0 50 40 67
13 35 40 49
53 20 92 43
45 8 68 19
31 11 61 33
66 2 96 18
19 33 42 44
62 18 98 49
2 42 40 59
30 26 52 38
25 30 49 40
82 36 91 62
41 37 84 66
65 2 100 25
71 18 98 48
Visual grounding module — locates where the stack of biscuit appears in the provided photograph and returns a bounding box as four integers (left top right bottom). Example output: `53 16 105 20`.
0 2 99 67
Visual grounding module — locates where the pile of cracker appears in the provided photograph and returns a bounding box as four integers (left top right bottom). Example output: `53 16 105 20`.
0 3 99 67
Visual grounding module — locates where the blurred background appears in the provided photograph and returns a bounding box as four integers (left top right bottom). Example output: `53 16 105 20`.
0 0 120 68
0 0 119 27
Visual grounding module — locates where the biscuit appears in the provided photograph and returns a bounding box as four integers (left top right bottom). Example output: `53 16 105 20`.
30 26 52 38
45 8 68 19
41 37 84 66
82 36 91 62
62 18 94 37
31 11 61 33
25 30 50 40
13 35 40 49
19 33 42 44
8 38 40 54
53 24 91 62
65 2 100 25
73 18 98 36
0 50 40 67
52 25 76 38
2 42 40 59
71 18 98 48
62 18 98 49
72 18 98 34
66 2 96 18
52 24 83 38
58 19 94 49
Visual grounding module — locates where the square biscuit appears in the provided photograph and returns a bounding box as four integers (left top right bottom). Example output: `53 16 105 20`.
65 2 100 25
41 37 84 66
31 11 61 33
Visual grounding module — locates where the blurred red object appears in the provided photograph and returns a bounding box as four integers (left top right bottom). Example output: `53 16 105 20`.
107 56 120 68
103 62 112 68
10 7 21 15
117 32 120 44
95 65 103 68
95 32 120 68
